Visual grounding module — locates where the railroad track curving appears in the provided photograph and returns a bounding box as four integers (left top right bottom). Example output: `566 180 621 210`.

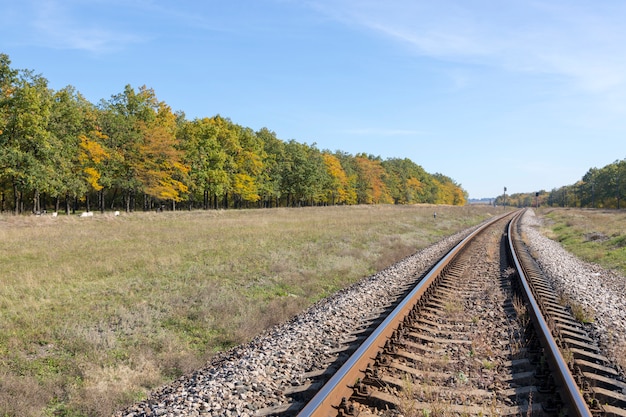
262 210 626 417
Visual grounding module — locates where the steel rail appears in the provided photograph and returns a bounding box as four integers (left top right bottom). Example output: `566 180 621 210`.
507 210 592 417
296 212 514 417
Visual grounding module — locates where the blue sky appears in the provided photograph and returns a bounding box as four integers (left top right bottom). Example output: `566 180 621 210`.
1 0 625 199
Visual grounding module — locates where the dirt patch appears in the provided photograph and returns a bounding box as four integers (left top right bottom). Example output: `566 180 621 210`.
584 232 609 242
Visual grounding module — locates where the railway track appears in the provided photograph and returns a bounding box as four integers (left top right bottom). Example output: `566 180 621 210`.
261 210 626 417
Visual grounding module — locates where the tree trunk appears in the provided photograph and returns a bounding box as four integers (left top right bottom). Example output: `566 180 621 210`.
12 179 19 215
99 189 105 213
86 194 90 212
109 188 118 210
32 189 40 214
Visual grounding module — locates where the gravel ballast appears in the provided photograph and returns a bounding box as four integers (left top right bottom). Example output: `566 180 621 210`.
521 209 626 376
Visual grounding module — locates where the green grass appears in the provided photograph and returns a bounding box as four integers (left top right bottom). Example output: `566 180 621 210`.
0 204 497 416
539 208 626 275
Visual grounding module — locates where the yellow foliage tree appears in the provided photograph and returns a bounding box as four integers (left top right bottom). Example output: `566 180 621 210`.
432 178 466 205
322 153 356 204
405 177 423 203
233 173 260 203
78 131 110 192
138 119 189 202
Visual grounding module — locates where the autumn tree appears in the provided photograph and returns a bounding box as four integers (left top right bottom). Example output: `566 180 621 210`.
136 102 189 209
322 152 356 205
432 174 467 205
231 124 265 207
333 151 359 204
78 130 110 210
354 154 393 204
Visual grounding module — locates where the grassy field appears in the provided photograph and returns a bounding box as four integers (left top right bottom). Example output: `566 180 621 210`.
0 204 498 416
538 208 626 276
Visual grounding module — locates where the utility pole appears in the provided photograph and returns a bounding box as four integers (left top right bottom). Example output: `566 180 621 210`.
617 174 621 210
592 182 595 208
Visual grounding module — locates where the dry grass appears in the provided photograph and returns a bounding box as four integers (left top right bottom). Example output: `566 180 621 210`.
0 204 496 416
538 208 626 275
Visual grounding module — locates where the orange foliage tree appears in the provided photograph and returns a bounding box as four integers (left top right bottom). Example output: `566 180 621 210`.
354 154 393 204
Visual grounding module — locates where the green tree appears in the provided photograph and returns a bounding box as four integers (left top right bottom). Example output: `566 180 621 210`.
179 117 227 209
281 140 327 206
48 86 103 213
0 53 19 212
206 115 241 208
0 53 18 136
257 127 285 208
596 160 626 209
0 65 54 214
582 167 599 207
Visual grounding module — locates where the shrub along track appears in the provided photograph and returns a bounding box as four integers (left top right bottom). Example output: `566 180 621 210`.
289 211 626 417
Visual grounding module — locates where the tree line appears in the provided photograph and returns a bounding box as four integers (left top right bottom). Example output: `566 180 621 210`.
493 158 626 209
0 54 467 214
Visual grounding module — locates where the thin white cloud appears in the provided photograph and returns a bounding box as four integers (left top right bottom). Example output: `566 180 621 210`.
119 0 237 34
306 0 626 94
28 0 146 53
341 128 425 136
